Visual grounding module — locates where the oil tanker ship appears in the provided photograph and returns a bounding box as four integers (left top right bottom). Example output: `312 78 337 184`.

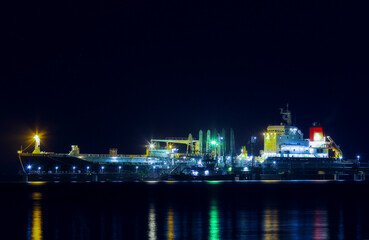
18 106 366 181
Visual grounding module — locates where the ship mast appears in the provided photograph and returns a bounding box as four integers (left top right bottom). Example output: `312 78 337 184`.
280 104 292 126
33 135 41 154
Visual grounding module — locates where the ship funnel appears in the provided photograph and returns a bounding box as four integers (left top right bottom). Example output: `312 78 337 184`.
310 124 324 142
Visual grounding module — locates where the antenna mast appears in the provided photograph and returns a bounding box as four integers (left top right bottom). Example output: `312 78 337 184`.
280 104 292 125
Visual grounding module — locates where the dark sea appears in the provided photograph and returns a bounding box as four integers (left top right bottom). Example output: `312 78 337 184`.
1 180 369 240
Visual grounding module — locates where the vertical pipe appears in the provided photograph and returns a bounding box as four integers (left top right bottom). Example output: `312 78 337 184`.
206 130 211 154
230 128 235 170
199 130 203 156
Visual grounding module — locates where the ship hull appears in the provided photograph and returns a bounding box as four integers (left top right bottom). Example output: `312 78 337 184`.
262 157 358 175
19 154 366 181
19 153 166 176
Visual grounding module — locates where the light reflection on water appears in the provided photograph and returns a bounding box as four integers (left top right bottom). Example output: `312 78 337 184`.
263 209 279 240
314 210 329 240
15 182 368 239
148 204 157 240
338 209 344 240
167 208 175 240
29 192 43 240
28 182 46 186
209 200 220 240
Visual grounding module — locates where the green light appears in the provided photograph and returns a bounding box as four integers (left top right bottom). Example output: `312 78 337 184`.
211 140 217 145
228 167 232 172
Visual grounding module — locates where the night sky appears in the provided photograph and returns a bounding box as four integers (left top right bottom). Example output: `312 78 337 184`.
1 0 369 174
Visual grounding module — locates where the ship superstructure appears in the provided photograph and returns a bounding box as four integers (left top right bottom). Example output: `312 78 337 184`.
262 105 342 159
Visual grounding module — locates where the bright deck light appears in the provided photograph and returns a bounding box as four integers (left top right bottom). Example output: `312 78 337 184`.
33 135 40 143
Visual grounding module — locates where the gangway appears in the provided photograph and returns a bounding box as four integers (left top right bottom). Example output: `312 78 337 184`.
169 162 188 175
327 136 343 159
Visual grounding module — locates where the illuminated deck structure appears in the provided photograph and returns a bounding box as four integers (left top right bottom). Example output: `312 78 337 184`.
18 107 366 181
18 128 241 180
262 105 342 159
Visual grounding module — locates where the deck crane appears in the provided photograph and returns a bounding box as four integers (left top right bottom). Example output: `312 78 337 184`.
150 133 199 155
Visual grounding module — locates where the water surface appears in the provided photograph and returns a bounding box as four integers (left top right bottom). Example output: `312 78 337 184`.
1 180 368 239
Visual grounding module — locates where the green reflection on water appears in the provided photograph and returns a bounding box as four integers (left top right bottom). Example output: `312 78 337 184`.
209 202 220 240
207 181 223 185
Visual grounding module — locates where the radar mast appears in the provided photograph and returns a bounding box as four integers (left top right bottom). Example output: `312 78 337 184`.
280 104 292 126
